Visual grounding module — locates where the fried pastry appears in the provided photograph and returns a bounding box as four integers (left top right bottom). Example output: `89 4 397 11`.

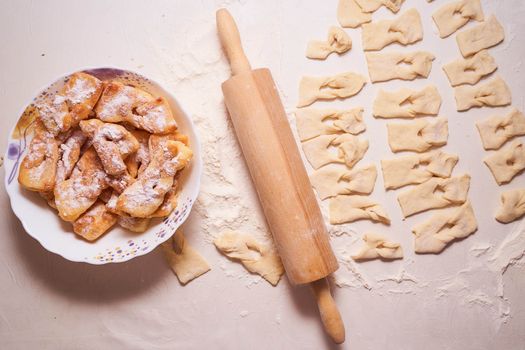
18 120 59 192
125 130 150 178
149 180 179 218
56 129 87 184
117 216 151 233
95 82 177 134
73 200 117 241
79 119 139 176
38 72 103 136
116 135 192 218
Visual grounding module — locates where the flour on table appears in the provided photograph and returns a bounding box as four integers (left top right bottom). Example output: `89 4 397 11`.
386 117 448 153
306 26 352 60
373 85 441 119
365 51 435 83
432 0 484 38
442 50 497 87
361 8 422 51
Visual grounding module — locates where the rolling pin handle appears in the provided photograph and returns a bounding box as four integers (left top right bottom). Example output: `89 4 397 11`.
311 278 346 344
216 8 252 75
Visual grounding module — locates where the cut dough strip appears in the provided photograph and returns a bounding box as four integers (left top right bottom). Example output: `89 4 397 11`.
337 0 372 28
329 195 390 225
412 201 477 254
454 76 511 111
483 140 525 185
352 233 403 261
362 8 422 51
381 151 459 190
373 85 441 119
162 229 211 285
387 117 448 153
310 164 377 199
214 230 284 286
295 107 365 142
456 15 505 57
297 72 367 108
397 174 471 218
495 189 525 224
476 108 525 150
443 50 497 87
432 0 484 38
355 0 405 13
366 51 435 83
302 134 369 170
306 26 352 60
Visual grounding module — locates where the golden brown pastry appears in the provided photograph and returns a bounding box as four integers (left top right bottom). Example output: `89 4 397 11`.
18 120 59 192
73 200 117 241
95 81 177 134
125 130 150 178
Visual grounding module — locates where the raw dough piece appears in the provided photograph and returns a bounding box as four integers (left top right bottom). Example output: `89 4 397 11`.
295 108 365 141
297 72 366 108
432 0 484 38
329 195 390 225
483 140 525 185
73 200 117 241
302 134 368 170
413 201 477 254
442 50 497 86
79 119 140 176
355 0 405 13
476 108 525 150
381 151 459 190
162 229 211 285
365 51 435 83
373 85 441 119
306 26 352 60
337 0 371 29
495 189 525 223
456 15 505 57
397 174 471 218
352 233 403 261
310 164 377 199
18 120 59 192
454 76 511 112
362 9 422 51
387 117 448 153
214 230 284 286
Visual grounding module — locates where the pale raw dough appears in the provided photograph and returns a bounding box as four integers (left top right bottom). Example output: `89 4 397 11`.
476 108 525 150
366 51 435 83
161 229 211 285
397 174 471 218
329 195 390 225
442 50 497 86
306 26 352 60
362 8 422 51
381 151 459 190
432 0 484 38
297 72 367 107
483 140 525 185
387 117 448 153
295 107 365 142
310 163 377 199
337 0 371 29
355 0 405 13
454 76 511 111
302 134 369 170
352 233 403 261
456 15 505 57
495 189 525 224
412 201 477 254
214 230 284 286
373 85 442 119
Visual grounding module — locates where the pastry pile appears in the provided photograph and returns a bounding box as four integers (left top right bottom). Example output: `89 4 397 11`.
18 72 193 241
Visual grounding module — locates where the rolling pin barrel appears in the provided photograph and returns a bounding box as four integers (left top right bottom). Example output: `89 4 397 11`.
217 8 345 344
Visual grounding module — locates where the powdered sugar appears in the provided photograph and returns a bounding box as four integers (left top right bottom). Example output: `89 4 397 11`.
66 75 97 104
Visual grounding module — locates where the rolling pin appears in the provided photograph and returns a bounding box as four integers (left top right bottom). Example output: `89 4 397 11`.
216 9 345 344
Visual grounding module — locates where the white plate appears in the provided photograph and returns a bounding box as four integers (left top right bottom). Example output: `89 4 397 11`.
4 67 202 264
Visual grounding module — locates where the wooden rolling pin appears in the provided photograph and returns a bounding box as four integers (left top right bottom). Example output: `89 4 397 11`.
216 9 345 344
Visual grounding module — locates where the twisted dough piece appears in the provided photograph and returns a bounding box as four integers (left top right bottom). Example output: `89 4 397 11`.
495 189 525 224
297 72 366 107
387 117 448 153
443 50 497 87
366 51 435 83
454 76 511 111
483 140 525 185
476 108 525 150
302 134 369 170
456 15 505 57
329 195 390 225
352 233 403 261
373 85 441 119
432 0 484 38
310 164 377 199
295 108 365 141
306 26 352 60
